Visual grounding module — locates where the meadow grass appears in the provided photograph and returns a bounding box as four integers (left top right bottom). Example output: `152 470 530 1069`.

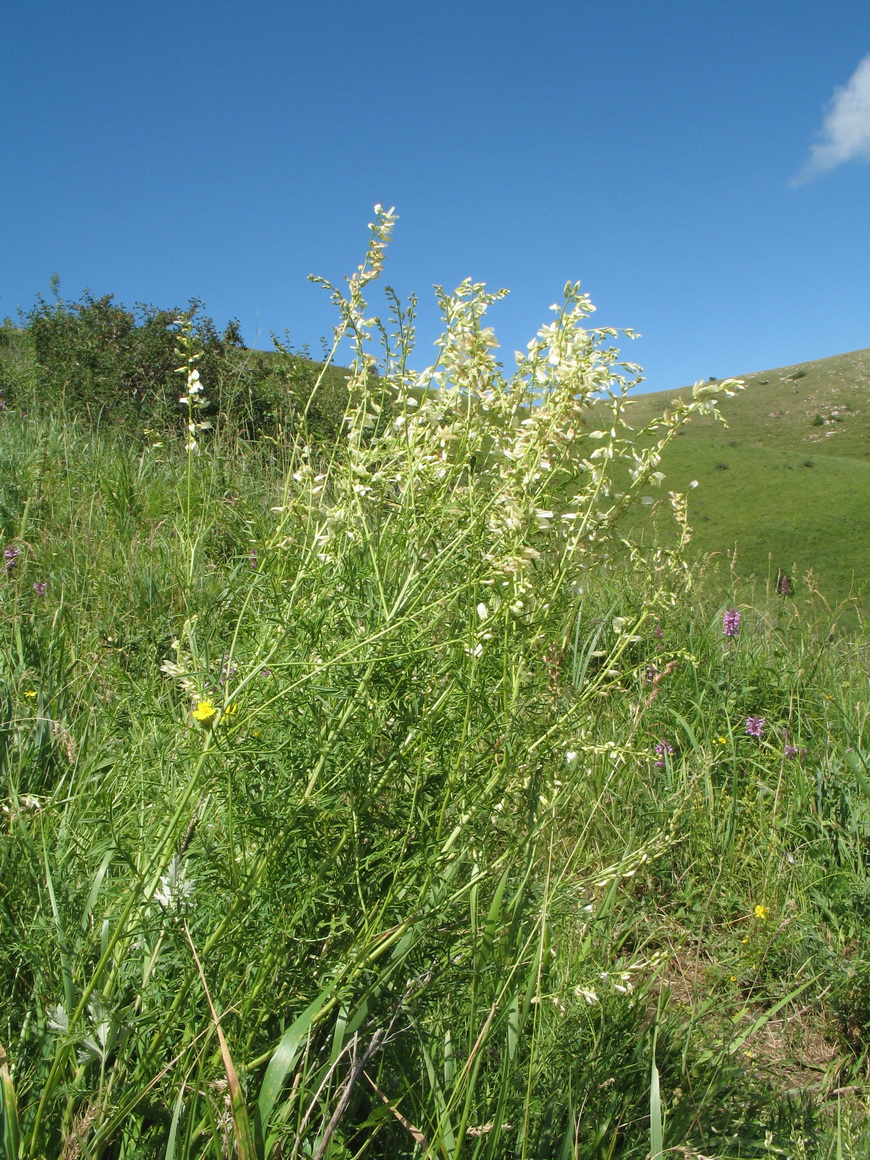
621 347 870 605
2 215 870 1159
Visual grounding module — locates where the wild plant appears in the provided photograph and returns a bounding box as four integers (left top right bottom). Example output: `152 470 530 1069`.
14 210 870 1160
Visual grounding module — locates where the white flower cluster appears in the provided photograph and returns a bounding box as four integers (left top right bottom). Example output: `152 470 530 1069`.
154 852 196 913
174 316 212 452
48 996 129 1064
270 208 744 642
159 636 198 696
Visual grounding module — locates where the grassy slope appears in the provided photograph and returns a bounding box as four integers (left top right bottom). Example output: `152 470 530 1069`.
5 311 868 603
624 347 870 603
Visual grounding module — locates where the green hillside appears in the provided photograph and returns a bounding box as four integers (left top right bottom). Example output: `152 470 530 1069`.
625 347 870 603
3 293 867 605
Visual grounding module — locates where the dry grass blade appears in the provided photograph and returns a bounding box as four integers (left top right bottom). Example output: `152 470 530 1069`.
310 1029 388 1160
184 922 257 1160
0 1042 21 1160
364 1070 428 1149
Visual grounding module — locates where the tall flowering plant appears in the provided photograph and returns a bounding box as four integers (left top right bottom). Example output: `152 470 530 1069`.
174 315 211 454
271 206 744 643
173 314 213 587
156 210 747 1159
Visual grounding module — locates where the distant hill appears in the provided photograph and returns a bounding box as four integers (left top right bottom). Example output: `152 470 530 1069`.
623 348 870 605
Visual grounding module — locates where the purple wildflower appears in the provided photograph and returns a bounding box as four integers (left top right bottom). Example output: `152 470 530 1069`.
249 548 258 569
4 545 20 574
745 716 765 738
723 608 741 637
654 739 675 767
32 581 46 596
654 623 663 640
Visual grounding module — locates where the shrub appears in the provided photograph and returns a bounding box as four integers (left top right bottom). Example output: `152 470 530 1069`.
25 288 220 425
18 285 352 442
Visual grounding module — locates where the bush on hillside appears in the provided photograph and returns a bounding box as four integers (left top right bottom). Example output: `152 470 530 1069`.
26 288 217 423
9 284 354 442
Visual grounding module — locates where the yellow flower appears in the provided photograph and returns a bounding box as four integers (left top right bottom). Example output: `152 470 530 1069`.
717 736 727 745
192 699 217 725
753 904 769 920
23 690 37 699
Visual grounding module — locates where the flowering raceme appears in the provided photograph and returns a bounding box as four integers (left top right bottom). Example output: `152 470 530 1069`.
174 317 212 452
745 716 765 738
723 608 741 637
782 729 802 760
284 206 744 603
654 739 674 767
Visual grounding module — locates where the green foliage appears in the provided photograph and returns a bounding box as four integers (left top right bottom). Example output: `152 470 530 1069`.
26 288 202 422
9 285 354 444
1 215 869 1160
0 323 31 413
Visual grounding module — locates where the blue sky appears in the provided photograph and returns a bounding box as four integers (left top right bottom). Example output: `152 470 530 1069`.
2 1 869 392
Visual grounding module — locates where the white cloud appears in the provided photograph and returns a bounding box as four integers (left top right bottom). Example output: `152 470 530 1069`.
793 53 870 183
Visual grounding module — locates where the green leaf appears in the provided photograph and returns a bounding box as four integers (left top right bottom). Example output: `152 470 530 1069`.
163 1083 185 1160
649 1050 663 1160
0 1044 21 1160
256 993 331 1144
